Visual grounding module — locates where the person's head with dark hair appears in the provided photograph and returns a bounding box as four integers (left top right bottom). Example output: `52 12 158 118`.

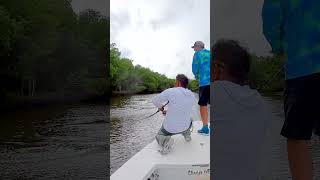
211 39 251 85
175 74 189 88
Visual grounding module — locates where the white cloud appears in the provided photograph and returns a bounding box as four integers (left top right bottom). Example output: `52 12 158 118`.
111 0 210 79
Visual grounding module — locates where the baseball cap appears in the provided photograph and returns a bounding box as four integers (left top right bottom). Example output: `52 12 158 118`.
191 41 205 48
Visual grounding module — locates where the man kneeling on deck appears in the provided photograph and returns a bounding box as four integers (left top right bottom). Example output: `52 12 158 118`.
152 74 196 155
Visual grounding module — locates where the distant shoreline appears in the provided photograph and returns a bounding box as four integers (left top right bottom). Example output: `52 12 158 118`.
111 88 200 96
0 93 107 113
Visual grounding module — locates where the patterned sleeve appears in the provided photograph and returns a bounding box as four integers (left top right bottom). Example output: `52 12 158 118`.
262 0 284 54
192 52 199 80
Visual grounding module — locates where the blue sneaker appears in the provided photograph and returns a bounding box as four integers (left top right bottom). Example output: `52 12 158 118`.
197 125 209 136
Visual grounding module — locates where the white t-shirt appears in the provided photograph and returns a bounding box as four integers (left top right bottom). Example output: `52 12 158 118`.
211 80 273 180
152 87 196 134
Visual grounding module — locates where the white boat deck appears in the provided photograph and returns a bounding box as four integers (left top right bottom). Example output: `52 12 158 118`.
111 120 210 180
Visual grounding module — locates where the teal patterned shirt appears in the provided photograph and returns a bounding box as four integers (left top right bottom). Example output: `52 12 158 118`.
192 49 210 87
262 0 320 80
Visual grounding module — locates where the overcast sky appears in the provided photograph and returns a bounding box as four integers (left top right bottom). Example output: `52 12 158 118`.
211 0 271 56
110 0 210 79
72 0 272 78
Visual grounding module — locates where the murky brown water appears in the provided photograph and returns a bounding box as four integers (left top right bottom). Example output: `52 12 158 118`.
0 103 107 179
110 93 320 179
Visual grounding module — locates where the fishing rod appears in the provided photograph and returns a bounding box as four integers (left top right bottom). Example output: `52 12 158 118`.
140 101 169 120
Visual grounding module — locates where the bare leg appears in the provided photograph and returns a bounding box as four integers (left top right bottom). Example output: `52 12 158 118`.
287 139 312 180
200 105 208 125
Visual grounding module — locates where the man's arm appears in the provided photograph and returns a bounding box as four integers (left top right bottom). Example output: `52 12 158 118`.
192 52 200 80
262 0 284 55
152 89 170 109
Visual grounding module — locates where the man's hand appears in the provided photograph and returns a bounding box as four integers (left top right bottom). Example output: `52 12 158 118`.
158 107 164 112
195 74 199 81
162 110 167 115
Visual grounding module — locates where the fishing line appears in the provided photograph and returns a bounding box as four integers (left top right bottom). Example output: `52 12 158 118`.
139 101 169 120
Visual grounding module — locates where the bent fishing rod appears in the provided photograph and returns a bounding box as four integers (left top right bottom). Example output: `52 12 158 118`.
140 101 169 120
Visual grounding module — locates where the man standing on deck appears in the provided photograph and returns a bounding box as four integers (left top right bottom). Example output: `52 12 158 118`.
263 1 320 179
152 74 196 155
192 41 211 135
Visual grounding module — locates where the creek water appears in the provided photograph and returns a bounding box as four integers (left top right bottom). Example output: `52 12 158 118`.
0 103 108 179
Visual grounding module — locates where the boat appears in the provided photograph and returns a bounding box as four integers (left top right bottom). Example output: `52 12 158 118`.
110 120 210 180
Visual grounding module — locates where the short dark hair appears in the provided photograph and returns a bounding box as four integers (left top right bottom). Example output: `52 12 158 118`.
176 74 189 88
211 39 251 83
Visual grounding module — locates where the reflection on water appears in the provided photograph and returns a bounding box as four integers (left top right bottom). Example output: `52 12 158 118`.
0 103 107 179
110 93 320 179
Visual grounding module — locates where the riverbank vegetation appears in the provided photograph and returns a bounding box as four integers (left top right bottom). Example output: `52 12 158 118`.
110 44 284 95
110 44 199 94
0 0 108 110
249 55 284 92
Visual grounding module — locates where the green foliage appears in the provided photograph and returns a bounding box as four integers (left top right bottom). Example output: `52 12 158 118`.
0 0 108 99
249 55 284 92
188 80 199 92
110 44 175 94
